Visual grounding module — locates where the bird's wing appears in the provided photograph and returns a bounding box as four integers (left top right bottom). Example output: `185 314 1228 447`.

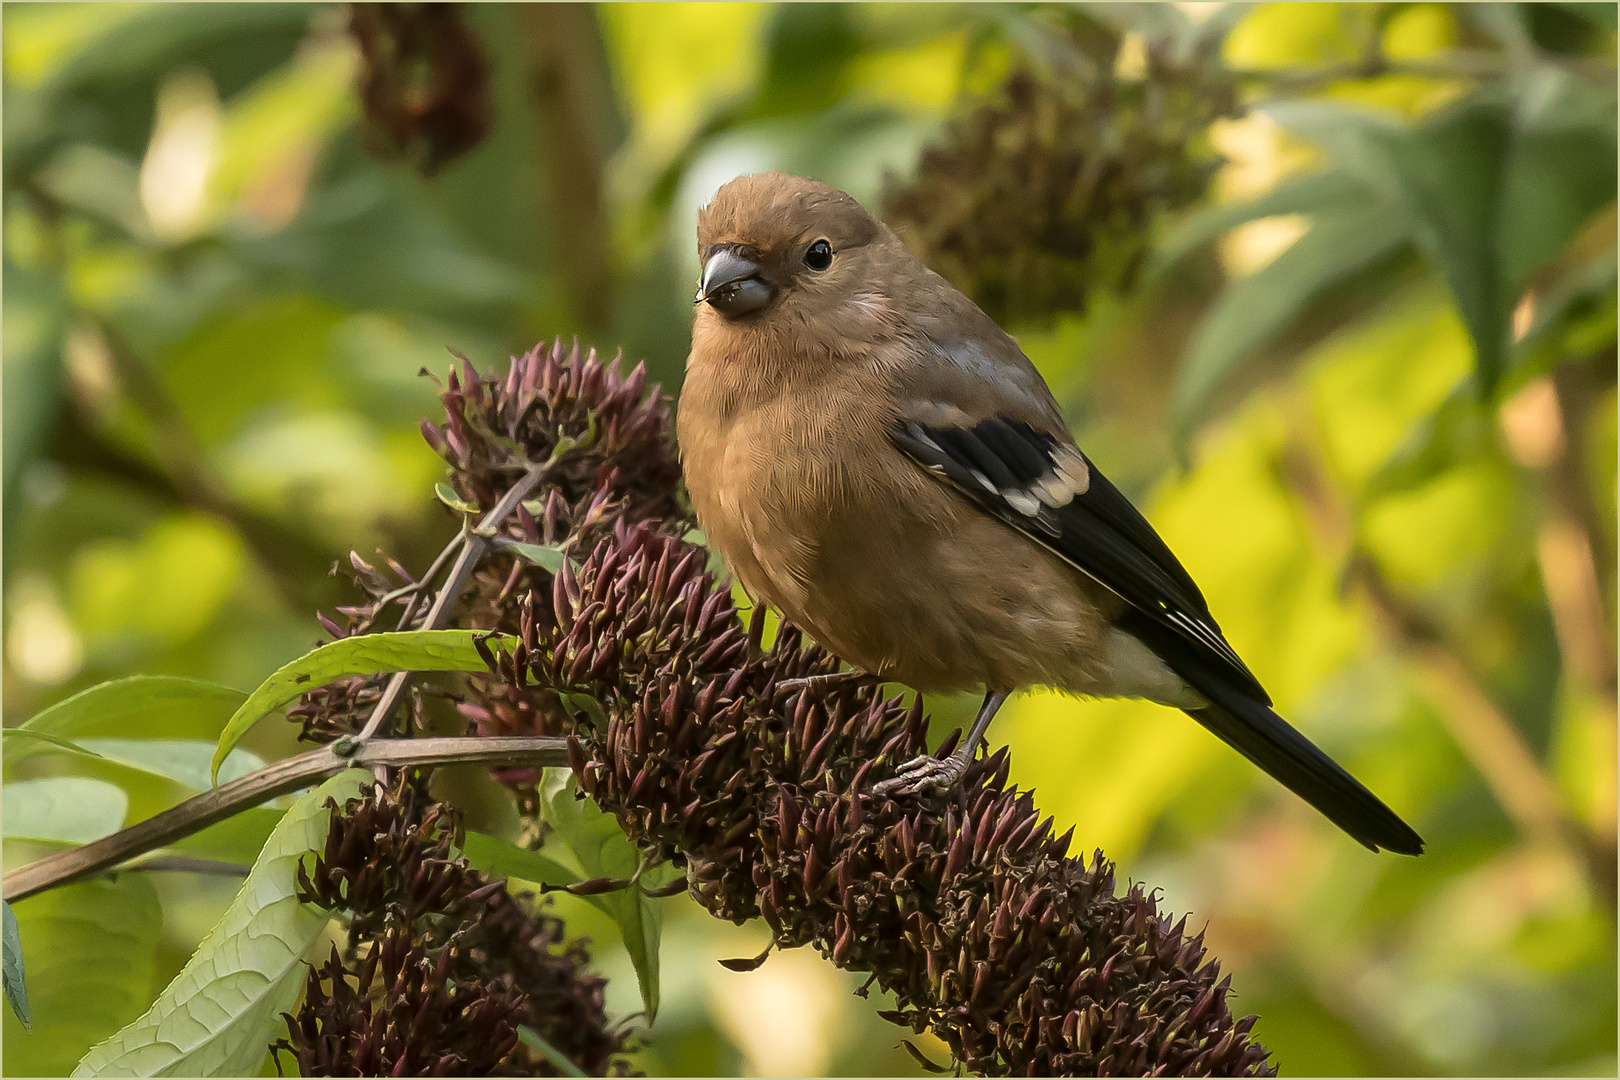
890 413 1270 705
891 413 1429 853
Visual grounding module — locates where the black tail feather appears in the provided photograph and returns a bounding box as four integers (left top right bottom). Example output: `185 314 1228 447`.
1122 611 1424 855
1184 685 1424 855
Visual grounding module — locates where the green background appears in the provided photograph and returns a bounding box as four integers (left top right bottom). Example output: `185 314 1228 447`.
3 3 1615 1076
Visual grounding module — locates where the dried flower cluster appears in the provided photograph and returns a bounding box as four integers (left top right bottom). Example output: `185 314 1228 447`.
283 336 1275 1075
291 340 682 756
883 19 1234 326
423 340 686 553
479 521 1273 1076
348 2 493 175
409 338 1272 1074
428 340 687 786
275 776 633 1077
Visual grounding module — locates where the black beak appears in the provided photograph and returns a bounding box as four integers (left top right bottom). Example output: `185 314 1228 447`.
696 248 772 317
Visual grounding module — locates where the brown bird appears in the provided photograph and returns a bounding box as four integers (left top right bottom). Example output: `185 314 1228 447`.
677 171 1423 855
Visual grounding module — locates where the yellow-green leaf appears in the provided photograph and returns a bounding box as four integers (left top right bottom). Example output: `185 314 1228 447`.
209 630 514 783
72 769 368 1077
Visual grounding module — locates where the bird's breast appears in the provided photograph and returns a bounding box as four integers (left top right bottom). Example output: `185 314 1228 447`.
679 360 918 615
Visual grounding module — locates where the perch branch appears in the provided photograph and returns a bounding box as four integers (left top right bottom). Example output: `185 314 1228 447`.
3 736 569 904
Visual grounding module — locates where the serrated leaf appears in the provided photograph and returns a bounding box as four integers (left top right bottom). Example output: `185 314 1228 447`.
3 778 128 844
1172 197 1409 443
4 876 162 1076
537 769 676 1021
434 482 480 513
210 629 514 783
72 769 368 1078
7 677 246 771
3 901 30 1033
502 541 569 573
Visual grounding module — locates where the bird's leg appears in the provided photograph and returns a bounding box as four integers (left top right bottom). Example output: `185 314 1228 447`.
872 689 1009 796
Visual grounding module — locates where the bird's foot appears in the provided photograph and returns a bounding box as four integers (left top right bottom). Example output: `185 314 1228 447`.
871 752 969 797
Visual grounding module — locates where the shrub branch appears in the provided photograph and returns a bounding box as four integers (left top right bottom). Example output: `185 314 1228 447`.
2 736 567 904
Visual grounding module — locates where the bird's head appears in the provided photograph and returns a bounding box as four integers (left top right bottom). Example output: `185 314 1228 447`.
694 172 889 325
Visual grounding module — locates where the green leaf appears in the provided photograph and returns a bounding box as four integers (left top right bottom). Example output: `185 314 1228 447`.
8 676 246 770
461 830 591 894
1358 381 1495 506
72 769 368 1078
537 769 675 1021
4 876 162 1077
1499 69 1617 294
1149 168 1371 279
434 482 480 514
1 728 105 762
1388 99 1516 393
210 629 514 783
461 829 645 940
3 778 127 844
1172 197 1410 443
167 808 287 866
9 733 268 794
501 540 569 574
1268 87 1617 396
2 260 65 580
557 691 609 727
1 782 280 868
518 1025 588 1078
3 901 30 1033
1549 2 1617 31
80 739 267 791
1268 98 1515 387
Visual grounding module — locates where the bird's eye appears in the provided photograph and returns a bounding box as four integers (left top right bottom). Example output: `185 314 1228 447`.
804 239 833 271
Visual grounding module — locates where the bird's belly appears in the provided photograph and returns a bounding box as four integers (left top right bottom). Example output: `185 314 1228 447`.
686 398 1169 700
772 494 1119 697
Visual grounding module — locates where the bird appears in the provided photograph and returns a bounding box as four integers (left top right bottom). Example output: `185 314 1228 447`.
676 171 1424 856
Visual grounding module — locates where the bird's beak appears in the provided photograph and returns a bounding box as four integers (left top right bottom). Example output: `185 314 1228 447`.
696 248 772 317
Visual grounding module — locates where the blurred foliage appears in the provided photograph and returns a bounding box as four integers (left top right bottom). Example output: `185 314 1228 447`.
3 3 1615 1077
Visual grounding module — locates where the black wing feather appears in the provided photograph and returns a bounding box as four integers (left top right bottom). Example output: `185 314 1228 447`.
893 415 1425 855
894 416 1265 701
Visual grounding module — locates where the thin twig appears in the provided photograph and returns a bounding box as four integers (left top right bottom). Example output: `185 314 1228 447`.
127 856 252 878
383 527 470 630
3 735 569 904
352 464 558 746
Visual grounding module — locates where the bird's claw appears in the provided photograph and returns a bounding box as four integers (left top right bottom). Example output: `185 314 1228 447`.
871 753 968 797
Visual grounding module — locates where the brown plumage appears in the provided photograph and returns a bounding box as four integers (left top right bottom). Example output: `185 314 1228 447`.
678 172 1423 855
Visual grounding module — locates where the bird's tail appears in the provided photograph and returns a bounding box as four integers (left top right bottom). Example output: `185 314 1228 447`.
1183 681 1425 855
